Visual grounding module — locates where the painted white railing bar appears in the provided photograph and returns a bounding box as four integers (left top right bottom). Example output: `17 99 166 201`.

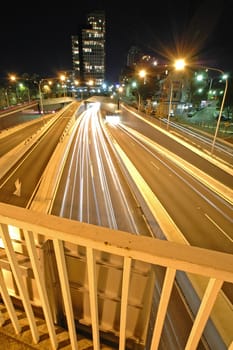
0 268 21 333
185 278 223 349
0 223 39 344
24 229 58 349
53 238 78 350
151 267 176 349
86 246 100 350
119 256 132 350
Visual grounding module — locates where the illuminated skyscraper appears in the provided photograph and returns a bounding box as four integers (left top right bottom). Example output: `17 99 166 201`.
72 10 106 87
71 35 80 78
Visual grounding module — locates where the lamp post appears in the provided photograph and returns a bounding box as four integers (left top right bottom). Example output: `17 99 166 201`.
167 59 186 129
38 80 44 114
167 81 174 130
137 92 141 111
8 74 18 105
18 83 31 103
132 81 141 111
205 68 228 155
117 86 123 111
4 89 10 108
37 74 67 114
194 66 228 154
7 74 32 105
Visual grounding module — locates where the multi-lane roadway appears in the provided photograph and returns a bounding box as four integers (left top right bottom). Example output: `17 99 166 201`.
0 98 232 347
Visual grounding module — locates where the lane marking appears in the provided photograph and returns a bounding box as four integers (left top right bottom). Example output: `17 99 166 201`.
205 213 233 242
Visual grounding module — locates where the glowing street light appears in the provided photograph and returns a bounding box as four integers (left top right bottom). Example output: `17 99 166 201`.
174 59 185 71
208 69 228 155
139 69 147 84
38 74 67 114
167 59 186 129
193 66 228 154
10 76 16 83
7 74 31 105
60 74 66 82
18 83 31 103
8 74 18 104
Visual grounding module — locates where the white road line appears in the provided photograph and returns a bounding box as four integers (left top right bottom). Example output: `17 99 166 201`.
205 213 233 242
150 161 160 170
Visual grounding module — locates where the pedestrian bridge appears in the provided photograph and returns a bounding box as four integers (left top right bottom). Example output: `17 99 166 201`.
0 202 232 350
42 96 76 106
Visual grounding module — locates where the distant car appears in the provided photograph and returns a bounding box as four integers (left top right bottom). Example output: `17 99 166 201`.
215 114 231 122
187 110 195 117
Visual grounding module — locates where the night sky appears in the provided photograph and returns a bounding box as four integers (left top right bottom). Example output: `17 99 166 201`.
1 0 232 83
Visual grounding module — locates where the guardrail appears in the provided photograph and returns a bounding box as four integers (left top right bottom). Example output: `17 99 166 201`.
0 202 233 350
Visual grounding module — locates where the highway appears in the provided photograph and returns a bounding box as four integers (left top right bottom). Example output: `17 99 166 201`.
47 101 232 347
0 102 79 207
1 100 231 261
1 99 232 259
0 99 232 347
51 103 151 235
119 105 233 188
48 101 232 291
105 122 232 252
0 113 55 157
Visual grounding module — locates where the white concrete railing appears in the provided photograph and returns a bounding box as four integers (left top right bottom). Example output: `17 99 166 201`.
0 202 233 350
42 97 75 106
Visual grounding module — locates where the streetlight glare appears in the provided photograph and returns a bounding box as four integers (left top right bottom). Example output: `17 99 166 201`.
174 59 186 70
196 74 203 81
60 74 66 82
139 70 146 78
167 59 186 130
9 74 17 82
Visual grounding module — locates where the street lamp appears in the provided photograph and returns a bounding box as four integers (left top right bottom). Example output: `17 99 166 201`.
32 79 47 114
194 66 228 154
8 74 18 105
139 69 147 84
167 81 174 129
117 86 123 110
7 74 32 105
132 81 141 111
4 90 9 108
38 80 44 114
18 83 31 103
167 59 186 129
208 69 228 155
37 74 67 114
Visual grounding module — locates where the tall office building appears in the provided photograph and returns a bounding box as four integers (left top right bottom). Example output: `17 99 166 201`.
71 35 80 78
127 46 142 67
72 10 106 87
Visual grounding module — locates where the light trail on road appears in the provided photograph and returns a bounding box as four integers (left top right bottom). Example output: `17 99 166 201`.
56 104 148 234
49 101 232 348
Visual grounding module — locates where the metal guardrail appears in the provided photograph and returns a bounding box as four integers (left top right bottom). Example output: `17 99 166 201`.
0 202 233 350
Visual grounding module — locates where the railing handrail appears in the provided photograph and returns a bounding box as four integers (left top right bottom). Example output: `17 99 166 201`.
0 202 232 282
0 201 233 350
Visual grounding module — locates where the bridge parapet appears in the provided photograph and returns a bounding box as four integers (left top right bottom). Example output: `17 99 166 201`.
0 202 232 349
42 97 75 105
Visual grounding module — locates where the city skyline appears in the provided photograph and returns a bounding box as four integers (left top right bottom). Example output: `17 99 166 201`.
1 0 232 83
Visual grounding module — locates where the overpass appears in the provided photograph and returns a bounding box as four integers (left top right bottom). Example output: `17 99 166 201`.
0 97 76 117
42 96 75 106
